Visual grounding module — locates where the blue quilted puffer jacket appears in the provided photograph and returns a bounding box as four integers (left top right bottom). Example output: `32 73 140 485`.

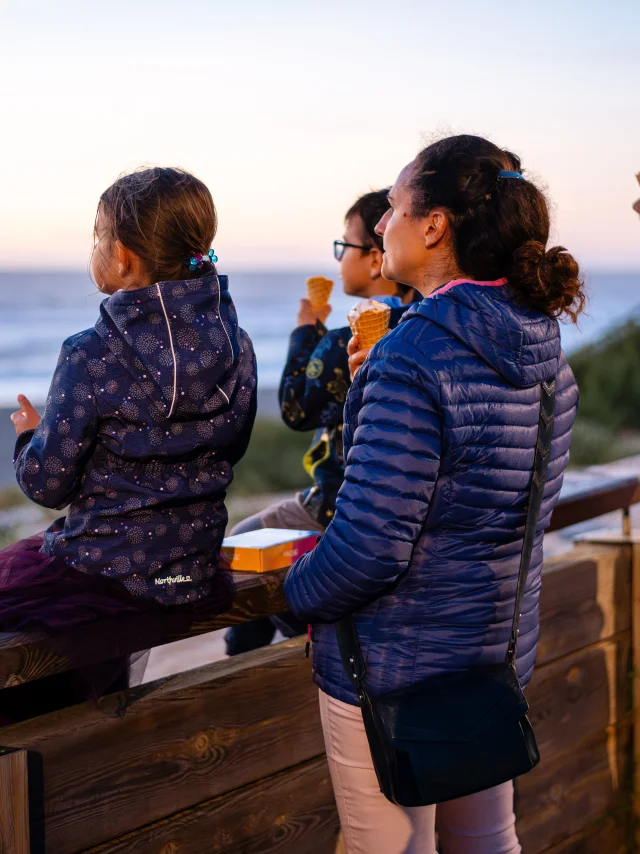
284 279 578 705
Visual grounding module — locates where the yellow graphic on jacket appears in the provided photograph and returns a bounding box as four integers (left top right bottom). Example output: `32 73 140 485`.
303 430 331 479
326 368 349 404
306 358 324 380
282 389 306 425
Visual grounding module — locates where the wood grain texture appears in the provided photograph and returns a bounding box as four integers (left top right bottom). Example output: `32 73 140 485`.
0 476 637 690
0 566 289 689
0 638 324 854
516 724 632 853
527 634 631 755
538 544 631 667
0 747 30 854
547 476 640 533
539 818 628 854
82 756 339 854
0 541 630 694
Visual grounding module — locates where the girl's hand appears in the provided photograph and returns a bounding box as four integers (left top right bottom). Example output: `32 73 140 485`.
347 335 372 380
10 395 42 436
297 298 332 328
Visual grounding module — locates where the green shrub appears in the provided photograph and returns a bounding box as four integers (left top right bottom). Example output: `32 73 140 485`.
569 319 640 431
228 418 311 497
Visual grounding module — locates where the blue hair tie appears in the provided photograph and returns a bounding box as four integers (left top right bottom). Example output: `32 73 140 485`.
187 248 219 272
497 170 525 180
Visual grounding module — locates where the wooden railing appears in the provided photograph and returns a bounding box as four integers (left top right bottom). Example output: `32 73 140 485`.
0 473 639 853
1 473 638 692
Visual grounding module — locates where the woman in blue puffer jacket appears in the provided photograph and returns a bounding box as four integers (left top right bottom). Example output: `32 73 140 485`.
284 135 583 854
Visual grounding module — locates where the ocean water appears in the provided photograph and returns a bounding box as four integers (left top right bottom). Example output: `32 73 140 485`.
0 269 638 407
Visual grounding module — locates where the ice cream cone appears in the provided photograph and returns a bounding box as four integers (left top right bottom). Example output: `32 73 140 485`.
306 276 334 311
347 299 391 348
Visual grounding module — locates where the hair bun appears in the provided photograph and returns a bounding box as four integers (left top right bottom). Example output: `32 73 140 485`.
512 241 585 322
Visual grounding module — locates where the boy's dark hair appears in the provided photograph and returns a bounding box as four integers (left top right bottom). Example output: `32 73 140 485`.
97 167 217 282
410 135 585 322
345 189 390 252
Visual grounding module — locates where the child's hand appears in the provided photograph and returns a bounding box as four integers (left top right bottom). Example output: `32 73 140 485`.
347 335 372 380
297 298 332 328
10 395 42 436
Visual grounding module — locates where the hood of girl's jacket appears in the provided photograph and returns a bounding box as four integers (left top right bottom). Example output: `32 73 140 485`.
402 280 561 388
94 274 245 418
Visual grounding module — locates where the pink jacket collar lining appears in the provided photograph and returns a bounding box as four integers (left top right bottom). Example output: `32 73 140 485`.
430 277 508 297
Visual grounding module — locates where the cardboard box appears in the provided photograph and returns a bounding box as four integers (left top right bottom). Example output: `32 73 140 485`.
221 528 320 573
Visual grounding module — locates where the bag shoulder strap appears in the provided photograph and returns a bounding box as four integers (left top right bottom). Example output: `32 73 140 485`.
506 376 555 666
336 377 556 691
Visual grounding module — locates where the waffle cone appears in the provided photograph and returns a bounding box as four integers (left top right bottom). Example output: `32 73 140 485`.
306 277 334 311
349 305 391 348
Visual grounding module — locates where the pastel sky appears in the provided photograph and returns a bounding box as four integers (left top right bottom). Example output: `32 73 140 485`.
0 0 638 270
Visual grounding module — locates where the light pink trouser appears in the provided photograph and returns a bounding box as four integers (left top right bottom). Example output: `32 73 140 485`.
320 690 522 854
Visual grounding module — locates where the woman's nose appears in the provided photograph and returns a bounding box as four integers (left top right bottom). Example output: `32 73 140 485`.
375 209 390 236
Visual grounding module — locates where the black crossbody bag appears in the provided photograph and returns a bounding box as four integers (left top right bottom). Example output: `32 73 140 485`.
335 378 555 807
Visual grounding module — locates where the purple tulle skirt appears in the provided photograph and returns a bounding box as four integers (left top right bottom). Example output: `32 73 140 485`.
0 534 233 723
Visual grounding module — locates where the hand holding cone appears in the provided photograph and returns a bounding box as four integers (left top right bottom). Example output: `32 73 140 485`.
347 299 391 348
306 276 334 311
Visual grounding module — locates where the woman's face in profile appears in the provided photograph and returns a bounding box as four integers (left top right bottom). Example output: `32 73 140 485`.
376 162 429 289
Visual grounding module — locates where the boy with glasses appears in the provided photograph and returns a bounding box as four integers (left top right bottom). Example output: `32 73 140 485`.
225 190 418 654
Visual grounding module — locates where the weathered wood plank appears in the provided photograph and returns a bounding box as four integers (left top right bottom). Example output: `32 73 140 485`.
527 634 631 755
0 474 637 692
0 634 629 853
0 747 30 854
82 756 339 854
0 638 324 854
538 544 631 667
632 540 640 851
0 566 289 690
0 543 630 694
547 475 640 532
516 724 632 853
539 818 628 854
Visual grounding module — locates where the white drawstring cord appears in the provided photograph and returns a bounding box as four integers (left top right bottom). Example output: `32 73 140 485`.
156 283 178 417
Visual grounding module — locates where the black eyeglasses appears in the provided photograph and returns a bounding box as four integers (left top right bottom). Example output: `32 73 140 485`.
333 240 373 261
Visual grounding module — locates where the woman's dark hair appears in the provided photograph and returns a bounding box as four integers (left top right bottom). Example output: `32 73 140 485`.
409 135 585 322
346 189 418 301
97 167 217 282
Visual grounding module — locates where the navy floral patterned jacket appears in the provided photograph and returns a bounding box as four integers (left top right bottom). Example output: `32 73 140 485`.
14 274 257 605
278 306 413 527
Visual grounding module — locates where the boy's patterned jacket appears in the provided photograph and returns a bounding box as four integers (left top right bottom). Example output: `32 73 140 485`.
278 306 412 527
14 274 257 604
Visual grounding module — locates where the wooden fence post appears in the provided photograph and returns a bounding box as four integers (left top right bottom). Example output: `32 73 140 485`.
0 747 30 854
576 525 640 849
631 538 640 849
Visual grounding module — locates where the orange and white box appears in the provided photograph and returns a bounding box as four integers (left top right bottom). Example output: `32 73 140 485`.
221 528 320 573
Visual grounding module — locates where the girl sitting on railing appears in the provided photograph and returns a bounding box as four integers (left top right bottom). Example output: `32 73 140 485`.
0 167 256 717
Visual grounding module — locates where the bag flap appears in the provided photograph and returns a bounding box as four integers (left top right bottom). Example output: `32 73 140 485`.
374 663 529 744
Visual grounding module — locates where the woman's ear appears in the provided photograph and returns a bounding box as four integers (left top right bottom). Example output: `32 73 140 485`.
424 209 449 250
368 246 384 280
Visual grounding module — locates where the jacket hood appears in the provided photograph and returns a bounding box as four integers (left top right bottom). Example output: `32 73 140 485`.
402 279 560 388
95 274 241 417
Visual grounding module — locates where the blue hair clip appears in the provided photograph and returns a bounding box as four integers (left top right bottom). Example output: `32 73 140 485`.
497 170 525 180
187 249 218 272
